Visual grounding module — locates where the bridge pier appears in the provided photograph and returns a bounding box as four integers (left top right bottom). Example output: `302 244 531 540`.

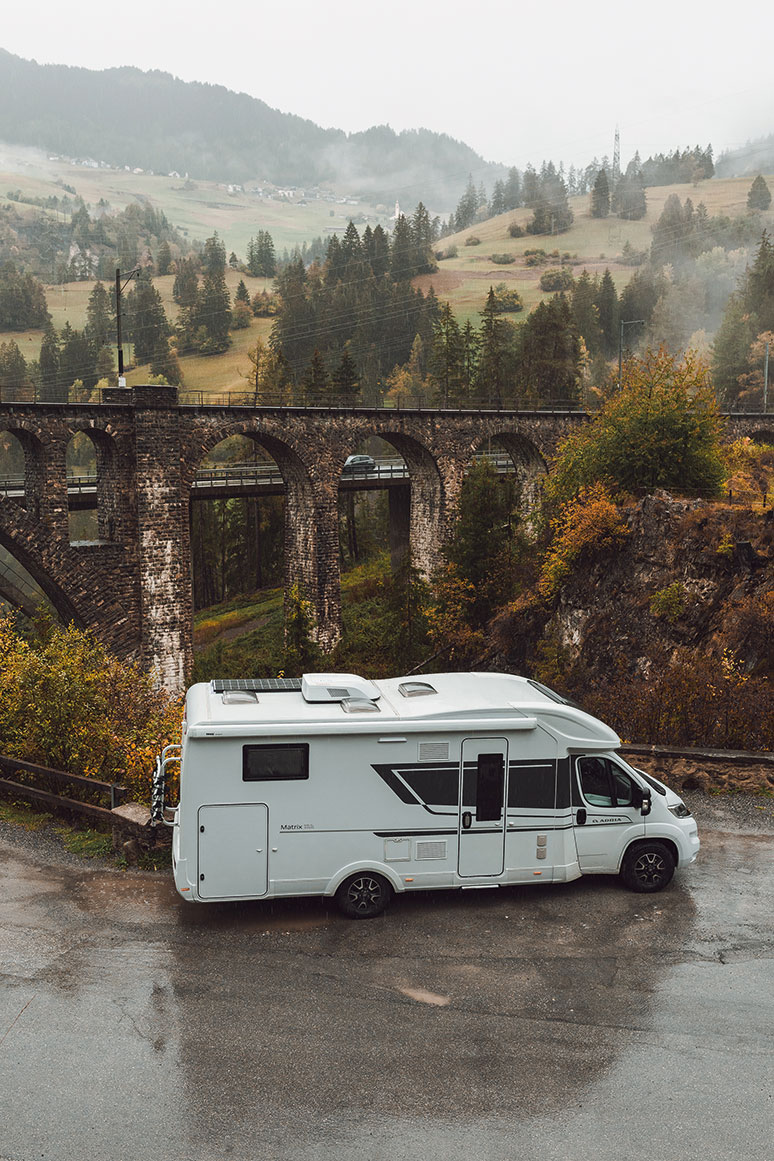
104 385 192 690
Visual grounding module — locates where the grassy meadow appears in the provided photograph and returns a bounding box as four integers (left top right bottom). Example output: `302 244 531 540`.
2 139 773 394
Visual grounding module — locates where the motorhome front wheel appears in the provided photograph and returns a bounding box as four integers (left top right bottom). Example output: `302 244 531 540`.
620 841 675 893
335 872 393 919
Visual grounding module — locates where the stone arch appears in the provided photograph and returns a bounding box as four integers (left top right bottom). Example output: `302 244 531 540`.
472 430 549 514
338 428 446 579
66 422 125 543
186 422 339 649
0 497 139 658
0 424 46 520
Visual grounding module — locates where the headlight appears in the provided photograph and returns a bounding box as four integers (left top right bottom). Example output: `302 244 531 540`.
668 802 692 819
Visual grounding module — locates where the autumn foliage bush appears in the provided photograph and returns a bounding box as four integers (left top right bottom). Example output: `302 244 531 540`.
538 482 630 599
580 649 774 752
0 616 182 804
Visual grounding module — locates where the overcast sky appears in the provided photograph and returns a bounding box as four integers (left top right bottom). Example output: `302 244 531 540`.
2 0 771 170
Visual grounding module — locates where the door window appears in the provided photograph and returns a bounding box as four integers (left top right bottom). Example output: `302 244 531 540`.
577 757 636 807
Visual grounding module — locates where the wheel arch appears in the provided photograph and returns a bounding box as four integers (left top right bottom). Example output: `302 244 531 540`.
324 861 405 897
619 835 680 872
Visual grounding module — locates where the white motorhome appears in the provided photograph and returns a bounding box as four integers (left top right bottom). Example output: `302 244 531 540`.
152 672 700 918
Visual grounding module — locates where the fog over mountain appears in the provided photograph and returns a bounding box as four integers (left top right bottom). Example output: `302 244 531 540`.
0 50 503 207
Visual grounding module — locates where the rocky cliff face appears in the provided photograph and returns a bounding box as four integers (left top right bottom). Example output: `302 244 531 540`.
490 493 774 747
548 492 774 679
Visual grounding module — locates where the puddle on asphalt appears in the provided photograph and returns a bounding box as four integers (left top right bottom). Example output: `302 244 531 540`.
398 985 451 1006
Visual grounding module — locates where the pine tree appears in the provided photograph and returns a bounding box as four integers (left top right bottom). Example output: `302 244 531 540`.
453 175 479 231
38 324 60 401
0 340 30 395
595 270 620 357
429 302 463 406
571 272 603 356
85 281 113 349
591 170 610 218
748 175 772 211
476 288 516 406
518 296 582 405
332 346 360 403
390 215 415 281
503 167 522 211
156 241 172 276
126 274 170 365
302 348 330 403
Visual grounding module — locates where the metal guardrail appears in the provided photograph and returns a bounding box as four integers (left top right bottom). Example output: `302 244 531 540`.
0 454 517 501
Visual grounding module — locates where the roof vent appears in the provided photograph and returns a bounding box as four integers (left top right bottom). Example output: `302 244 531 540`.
341 698 381 714
301 673 381 703
399 681 437 698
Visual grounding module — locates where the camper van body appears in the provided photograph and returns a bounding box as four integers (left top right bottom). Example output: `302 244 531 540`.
156 672 699 916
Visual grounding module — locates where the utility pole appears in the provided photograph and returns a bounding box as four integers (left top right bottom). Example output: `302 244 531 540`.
115 266 140 385
764 341 770 413
618 319 645 388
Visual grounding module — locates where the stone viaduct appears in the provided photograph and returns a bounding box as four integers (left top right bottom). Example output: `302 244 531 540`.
0 385 771 690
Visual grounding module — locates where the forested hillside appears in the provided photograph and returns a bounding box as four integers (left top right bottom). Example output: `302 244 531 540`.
0 50 499 205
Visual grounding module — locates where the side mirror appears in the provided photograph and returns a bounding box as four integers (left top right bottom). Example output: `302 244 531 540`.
641 793 652 817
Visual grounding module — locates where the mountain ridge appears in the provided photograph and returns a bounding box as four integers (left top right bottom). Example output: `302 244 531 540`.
0 49 502 206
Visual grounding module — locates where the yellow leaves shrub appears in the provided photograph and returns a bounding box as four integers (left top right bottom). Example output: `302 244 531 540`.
0 616 182 804
538 483 630 600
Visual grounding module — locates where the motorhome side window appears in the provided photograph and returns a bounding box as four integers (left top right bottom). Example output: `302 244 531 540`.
577 757 634 807
242 743 309 782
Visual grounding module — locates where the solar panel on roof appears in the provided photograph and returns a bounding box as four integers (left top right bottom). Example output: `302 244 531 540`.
210 678 303 694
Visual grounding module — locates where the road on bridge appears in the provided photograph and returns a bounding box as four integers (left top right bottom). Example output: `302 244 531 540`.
1 794 773 1161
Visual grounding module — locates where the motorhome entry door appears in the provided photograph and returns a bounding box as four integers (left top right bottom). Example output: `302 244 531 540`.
197 803 269 899
458 738 508 877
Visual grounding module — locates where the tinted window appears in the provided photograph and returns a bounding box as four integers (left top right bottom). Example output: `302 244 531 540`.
242 744 309 782
507 763 556 809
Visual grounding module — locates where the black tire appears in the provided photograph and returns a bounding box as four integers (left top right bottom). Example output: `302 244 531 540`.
620 841 675 893
335 872 393 919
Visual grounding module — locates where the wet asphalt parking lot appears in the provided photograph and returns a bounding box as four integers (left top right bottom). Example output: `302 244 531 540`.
1 793 773 1161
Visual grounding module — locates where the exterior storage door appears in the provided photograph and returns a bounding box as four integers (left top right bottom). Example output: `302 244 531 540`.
197 804 269 899
458 738 508 877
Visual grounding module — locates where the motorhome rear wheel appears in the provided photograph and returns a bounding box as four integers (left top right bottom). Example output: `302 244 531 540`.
335 872 393 918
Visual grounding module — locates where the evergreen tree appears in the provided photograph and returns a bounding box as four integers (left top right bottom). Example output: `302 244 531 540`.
235 279 250 304
518 295 582 404
369 224 391 278
390 215 415 281
595 270 620 357
443 456 519 627
173 257 199 307
126 273 170 365
85 281 113 349
489 180 506 217
453 175 479 232
332 346 360 403
503 167 522 211
571 271 603 356
429 302 463 406
59 323 96 390
202 233 227 277
748 175 772 211
591 170 610 218
0 340 30 396
302 348 330 403
38 324 60 401
156 241 172 276
476 288 516 406
150 338 184 386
